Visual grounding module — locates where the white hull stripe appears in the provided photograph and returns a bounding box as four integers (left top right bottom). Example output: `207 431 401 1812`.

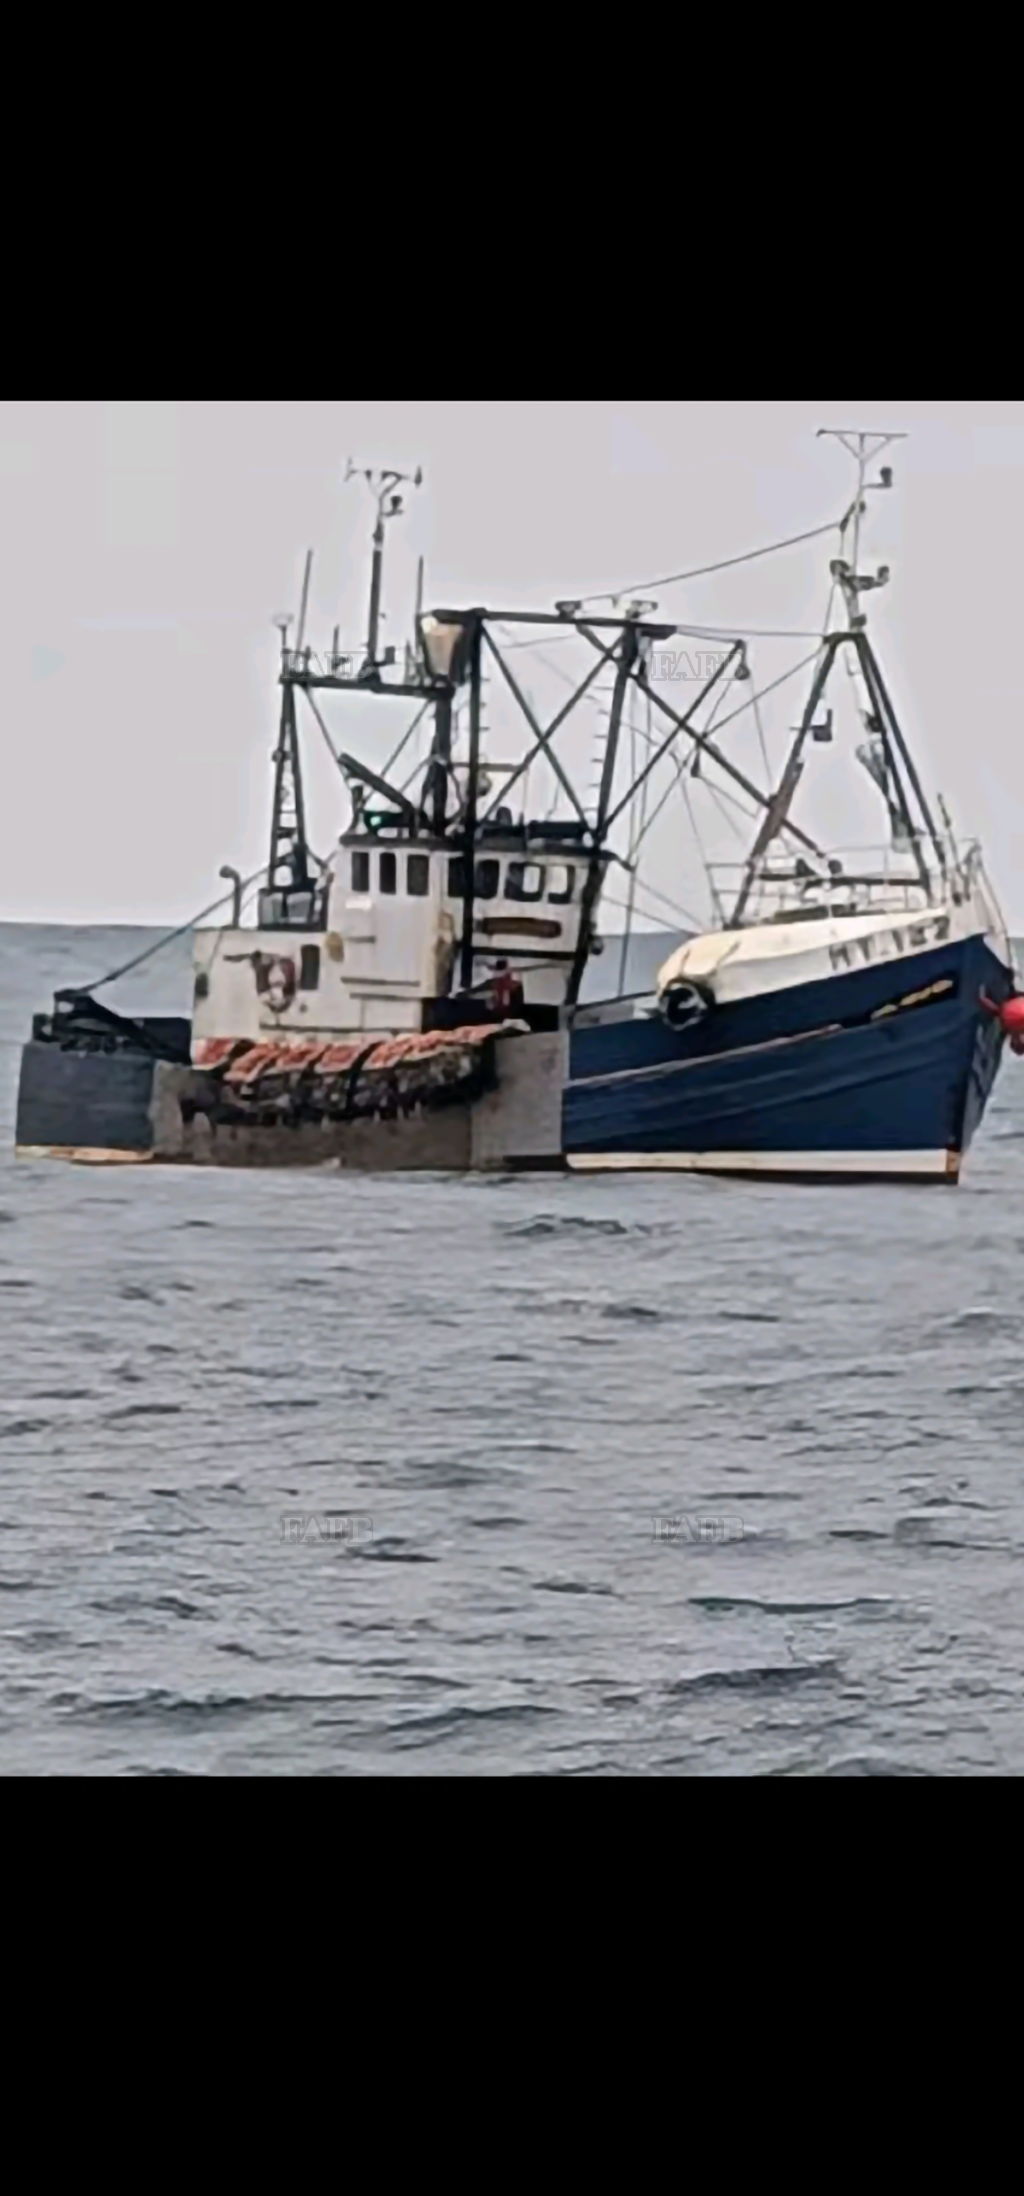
565 1148 958 1178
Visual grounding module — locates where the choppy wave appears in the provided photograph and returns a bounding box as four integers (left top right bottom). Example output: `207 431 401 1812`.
3 919 1024 1775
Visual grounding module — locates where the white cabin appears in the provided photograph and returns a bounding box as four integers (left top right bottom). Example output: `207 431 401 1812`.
192 828 606 1055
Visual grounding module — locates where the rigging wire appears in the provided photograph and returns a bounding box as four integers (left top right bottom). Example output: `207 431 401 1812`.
498 621 827 648
499 620 818 781
629 669 757 869
665 663 744 917
614 662 747 927
302 680 434 816
704 778 753 839
399 750 428 797
494 620 707 927
603 883 704 933
689 646 823 745
666 673 754 908
625 649 830 917
749 672 772 787
633 663 758 821
302 687 349 777
653 623 826 641
680 770 722 927
630 767 699 877
577 516 841 605
617 686 647 993
192 874 264 984
500 619 815 905
84 866 268 991
627 874 702 928
382 700 431 781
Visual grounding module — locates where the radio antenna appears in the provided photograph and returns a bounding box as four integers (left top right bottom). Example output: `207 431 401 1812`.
817 428 906 610
295 548 313 656
344 460 423 675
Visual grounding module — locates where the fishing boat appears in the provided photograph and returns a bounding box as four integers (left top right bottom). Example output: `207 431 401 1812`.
15 434 1020 1180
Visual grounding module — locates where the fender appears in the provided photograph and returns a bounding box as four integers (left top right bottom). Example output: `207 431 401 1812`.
659 976 714 1032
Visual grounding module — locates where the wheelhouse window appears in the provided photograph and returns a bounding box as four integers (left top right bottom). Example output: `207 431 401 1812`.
507 860 544 902
351 850 370 892
256 887 326 930
299 944 321 990
380 851 397 895
447 856 499 900
547 863 575 904
407 853 430 896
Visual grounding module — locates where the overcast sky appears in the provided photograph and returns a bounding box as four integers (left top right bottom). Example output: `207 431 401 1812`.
3 399 1023 928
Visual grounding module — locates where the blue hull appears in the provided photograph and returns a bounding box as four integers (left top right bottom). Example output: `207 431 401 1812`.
564 934 1011 1180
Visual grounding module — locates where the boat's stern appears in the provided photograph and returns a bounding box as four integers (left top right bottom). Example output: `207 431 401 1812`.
14 998 192 1162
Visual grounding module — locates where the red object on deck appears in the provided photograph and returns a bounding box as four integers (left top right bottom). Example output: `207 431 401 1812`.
193 1036 249 1070
317 1042 363 1072
224 1041 287 1086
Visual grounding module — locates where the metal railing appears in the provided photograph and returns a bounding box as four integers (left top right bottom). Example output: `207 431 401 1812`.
708 837 979 926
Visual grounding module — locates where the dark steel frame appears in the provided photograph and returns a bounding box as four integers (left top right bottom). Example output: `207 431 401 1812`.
269 598 821 986
730 627 946 924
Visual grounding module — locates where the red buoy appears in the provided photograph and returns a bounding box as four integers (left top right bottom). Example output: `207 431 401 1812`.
980 991 1024 1053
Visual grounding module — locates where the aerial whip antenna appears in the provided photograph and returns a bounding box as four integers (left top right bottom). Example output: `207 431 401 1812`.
344 460 423 676
412 553 425 675
295 548 314 657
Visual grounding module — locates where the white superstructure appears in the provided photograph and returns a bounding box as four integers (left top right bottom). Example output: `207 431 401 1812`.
192 831 605 1054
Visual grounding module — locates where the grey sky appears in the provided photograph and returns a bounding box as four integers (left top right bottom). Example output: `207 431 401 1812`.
3 399 1022 927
